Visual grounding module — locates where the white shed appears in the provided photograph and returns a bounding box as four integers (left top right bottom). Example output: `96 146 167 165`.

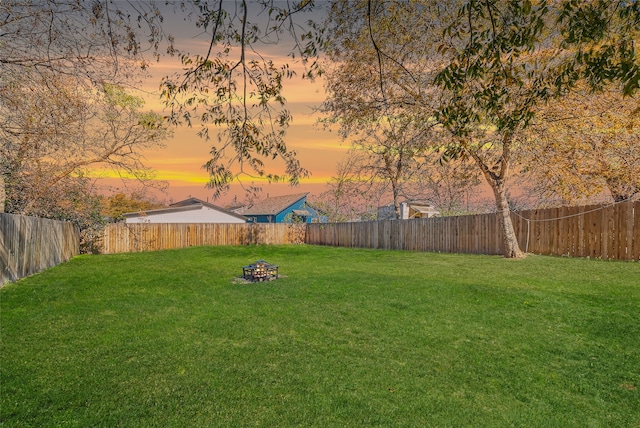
123 198 247 224
400 202 439 219
378 201 440 220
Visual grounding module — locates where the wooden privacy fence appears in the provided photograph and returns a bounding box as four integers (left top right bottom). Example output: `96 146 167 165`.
1 214 80 285
100 202 638 261
101 222 306 254
306 201 640 261
513 202 639 260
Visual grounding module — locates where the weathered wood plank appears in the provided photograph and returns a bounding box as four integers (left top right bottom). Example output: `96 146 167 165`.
633 201 640 261
1 214 80 285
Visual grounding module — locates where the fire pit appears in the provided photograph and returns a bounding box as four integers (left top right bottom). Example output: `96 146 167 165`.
242 260 279 282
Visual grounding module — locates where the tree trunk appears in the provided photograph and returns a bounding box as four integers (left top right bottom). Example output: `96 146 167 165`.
606 177 639 203
392 183 401 219
489 179 525 258
468 133 525 258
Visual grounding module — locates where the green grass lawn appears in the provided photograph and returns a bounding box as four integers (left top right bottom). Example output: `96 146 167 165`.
1 245 639 427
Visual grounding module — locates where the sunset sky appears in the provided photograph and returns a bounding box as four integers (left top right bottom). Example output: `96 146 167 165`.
127 5 347 206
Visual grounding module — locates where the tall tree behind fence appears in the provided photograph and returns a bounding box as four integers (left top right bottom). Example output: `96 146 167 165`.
1 214 80 285
306 201 640 261
101 223 307 254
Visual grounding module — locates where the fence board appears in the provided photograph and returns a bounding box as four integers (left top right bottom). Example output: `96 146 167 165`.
634 202 640 260
1 214 80 285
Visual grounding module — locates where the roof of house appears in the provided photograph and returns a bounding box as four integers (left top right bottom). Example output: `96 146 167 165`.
409 205 439 215
123 198 247 221
169 197 209 208
241 193 309 216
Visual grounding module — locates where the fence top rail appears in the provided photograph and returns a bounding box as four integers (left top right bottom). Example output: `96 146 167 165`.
513 200 638 223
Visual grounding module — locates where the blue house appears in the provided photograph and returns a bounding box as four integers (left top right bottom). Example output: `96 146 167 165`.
240 193 325 223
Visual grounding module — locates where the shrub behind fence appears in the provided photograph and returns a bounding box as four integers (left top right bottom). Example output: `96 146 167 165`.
1 214 80 285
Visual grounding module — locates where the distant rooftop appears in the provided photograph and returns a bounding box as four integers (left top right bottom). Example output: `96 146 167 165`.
241 193 309 216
